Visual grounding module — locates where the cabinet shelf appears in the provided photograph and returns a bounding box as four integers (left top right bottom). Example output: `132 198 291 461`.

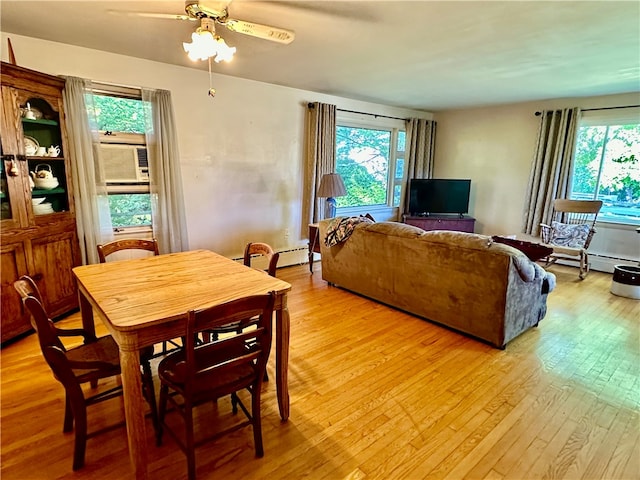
32 187 65 195
22 118 58 126
27 155 65 160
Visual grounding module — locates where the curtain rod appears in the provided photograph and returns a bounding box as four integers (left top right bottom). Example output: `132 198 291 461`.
535 104 640 116
307 102 406 121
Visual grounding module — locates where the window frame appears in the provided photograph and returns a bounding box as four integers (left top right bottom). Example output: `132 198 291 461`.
90 87 153 234
570 108 640 227
335 111 406 218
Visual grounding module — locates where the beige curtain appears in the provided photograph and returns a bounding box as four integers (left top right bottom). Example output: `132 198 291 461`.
522 107 581 235
62 77 113 265
400 118 437 216
301 102 336 234
142 88 189 253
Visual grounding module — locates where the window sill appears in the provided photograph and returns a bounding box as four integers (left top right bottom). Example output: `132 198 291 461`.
596 220 640 229
337 205 400 222
114 226 153 236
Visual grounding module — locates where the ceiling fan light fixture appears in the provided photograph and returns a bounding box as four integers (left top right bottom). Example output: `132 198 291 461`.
183 18 236 63
212 36 236 63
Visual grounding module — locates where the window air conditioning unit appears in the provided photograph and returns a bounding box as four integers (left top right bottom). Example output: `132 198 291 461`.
101 144 149 183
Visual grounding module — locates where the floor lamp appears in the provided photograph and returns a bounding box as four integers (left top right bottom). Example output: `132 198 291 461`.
317 173 346 219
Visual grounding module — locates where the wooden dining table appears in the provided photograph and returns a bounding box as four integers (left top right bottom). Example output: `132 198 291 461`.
73 249 292 479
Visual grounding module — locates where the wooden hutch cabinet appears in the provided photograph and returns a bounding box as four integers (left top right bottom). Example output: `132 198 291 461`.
1 62 81 343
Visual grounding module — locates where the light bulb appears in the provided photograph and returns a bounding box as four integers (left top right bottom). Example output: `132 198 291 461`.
213 37 236 63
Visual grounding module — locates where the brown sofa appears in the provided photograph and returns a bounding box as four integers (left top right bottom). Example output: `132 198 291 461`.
318 220 556 348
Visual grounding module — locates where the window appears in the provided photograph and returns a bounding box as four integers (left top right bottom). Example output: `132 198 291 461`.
335 118 406 210
571 111 640 225
88 93 153 230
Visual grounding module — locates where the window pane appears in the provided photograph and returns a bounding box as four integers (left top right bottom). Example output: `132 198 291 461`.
395 157 405 180
397 131 406 152
90 95 147 133
108 193 152 227
336 126 390 207
572 126 606 198
572 124 640 224
393 184 402 207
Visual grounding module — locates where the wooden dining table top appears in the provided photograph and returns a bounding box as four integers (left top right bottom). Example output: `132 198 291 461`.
73 249 292 331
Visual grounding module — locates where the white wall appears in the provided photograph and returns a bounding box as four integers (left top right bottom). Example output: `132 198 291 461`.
433 92 640 271
1 33 431 262
4 33 638 272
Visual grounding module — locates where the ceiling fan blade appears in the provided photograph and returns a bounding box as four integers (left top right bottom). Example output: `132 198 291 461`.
107 10 196 21
223 18 295 44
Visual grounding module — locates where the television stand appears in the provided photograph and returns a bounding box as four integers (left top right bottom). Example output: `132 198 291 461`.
403 214 475 233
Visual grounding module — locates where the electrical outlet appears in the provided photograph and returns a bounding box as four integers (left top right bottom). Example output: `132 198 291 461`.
284 229 290 239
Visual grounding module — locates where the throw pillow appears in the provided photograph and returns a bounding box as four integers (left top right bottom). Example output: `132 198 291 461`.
549 221 590 248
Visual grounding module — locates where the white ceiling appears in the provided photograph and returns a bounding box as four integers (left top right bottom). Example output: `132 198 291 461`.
2 1 639 111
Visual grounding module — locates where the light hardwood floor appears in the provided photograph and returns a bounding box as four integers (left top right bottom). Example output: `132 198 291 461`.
1 263 639 480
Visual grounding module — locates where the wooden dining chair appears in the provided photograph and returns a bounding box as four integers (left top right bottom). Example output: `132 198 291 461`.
205 242 279 341
157 292 276 480
97 238 180 356
96 238 160 263
13 275 160 471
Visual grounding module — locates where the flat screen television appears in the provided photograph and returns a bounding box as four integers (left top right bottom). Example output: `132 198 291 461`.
408 178 471 216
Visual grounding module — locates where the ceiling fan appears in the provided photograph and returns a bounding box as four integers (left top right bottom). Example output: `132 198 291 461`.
111 0 295 45
110 1 294 97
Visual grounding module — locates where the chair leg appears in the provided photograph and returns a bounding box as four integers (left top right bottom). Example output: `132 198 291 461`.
185 400 196 480
157 385 168 445
63 393 73 432
579 252 589 280
251 383 264 457
69 388 88 471
231 392 239 415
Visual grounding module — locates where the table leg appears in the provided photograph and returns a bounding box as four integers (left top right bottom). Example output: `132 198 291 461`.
308 247 314 273
120 348 149 480
78 289 96 340
275 295 290 421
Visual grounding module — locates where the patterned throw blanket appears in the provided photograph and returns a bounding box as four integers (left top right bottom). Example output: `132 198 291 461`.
324 215 375 247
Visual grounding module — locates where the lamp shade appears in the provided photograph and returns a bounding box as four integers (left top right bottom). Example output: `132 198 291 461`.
317 173 346 198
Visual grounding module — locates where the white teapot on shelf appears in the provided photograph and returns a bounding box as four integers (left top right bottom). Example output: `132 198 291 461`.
47 145 61 157
30 164 59 190
32 164 53 179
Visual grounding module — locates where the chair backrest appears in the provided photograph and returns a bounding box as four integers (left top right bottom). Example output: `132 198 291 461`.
243 242 279 277
549 199 603 249
97 238 160 263
16 291 90 401
553 199 603 220
182 293 276 392
13 274 44 304
14 278 67 354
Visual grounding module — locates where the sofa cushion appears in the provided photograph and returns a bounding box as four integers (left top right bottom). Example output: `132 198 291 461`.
420 230 491 249
365 221 425 239
418 231 544 283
